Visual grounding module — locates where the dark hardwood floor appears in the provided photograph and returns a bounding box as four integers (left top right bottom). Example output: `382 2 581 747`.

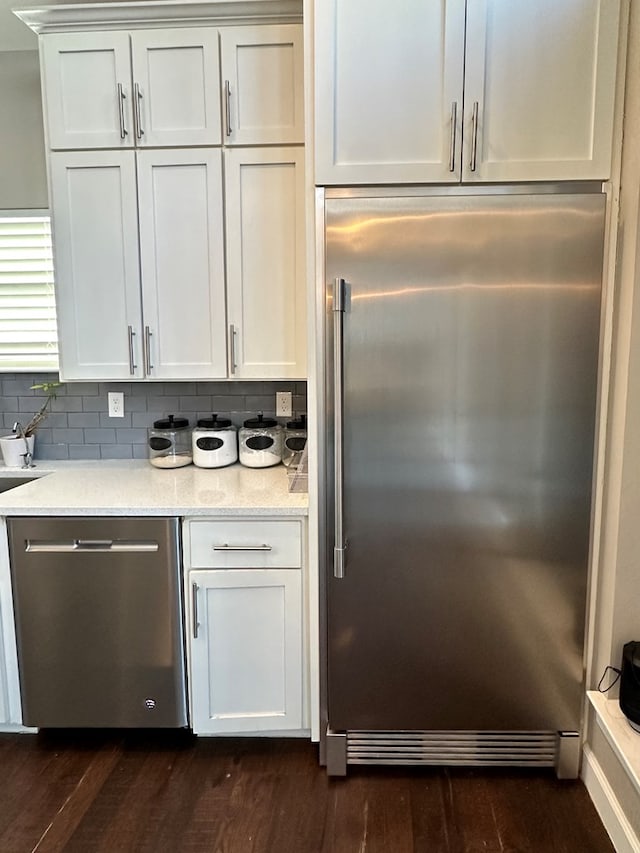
0 730 613 853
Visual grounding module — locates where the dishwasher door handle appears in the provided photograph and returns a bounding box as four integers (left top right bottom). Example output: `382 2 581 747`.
25 539 160 553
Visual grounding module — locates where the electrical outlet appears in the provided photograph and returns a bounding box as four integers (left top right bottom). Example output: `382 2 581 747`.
275 391 292 418
108 392 125 418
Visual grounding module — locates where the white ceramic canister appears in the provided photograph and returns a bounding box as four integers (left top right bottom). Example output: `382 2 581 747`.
148 415 193 468
0 434 35 468
192 414 238 468
239 414 283 468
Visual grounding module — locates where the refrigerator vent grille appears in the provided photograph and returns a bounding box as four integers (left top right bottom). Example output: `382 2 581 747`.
347 731 557 767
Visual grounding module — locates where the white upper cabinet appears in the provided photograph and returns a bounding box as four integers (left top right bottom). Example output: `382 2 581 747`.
314 0 621 184
50 149 226 381
463 0 621 182
137 149 227 379
315 0 465 184
41 28 222 149
32 4 307 382
42 32 134 150
224 147 307 379
220 25 304 145
130 29 222 147
49 151 143 380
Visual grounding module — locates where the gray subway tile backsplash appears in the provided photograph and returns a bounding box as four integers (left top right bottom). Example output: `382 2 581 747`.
0 374 307 461
68 413 100 429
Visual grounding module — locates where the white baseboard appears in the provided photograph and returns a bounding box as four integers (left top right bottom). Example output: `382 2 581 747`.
582 744 640 853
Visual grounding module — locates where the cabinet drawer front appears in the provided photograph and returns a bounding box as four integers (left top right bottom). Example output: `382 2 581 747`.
189 520 301 568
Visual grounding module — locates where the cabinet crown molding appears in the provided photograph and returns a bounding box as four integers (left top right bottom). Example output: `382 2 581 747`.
14 0 302 34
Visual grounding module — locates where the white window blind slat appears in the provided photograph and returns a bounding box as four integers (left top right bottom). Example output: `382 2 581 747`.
0 214 58 372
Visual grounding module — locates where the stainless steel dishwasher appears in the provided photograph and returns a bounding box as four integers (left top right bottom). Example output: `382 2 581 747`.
8 516 188 728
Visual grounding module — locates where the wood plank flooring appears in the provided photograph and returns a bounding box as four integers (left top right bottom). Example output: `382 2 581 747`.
0 730 613 853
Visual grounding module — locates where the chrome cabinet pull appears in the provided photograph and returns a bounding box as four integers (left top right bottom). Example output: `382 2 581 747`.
333 277 347 579
192 582 199 639
134 83 144 139
229 324 237 375
470 101 479 172
127 325 137 375
117 83 128 139
224 80 232 136
449 101 457 172
144 326 153 374
212 544 273 552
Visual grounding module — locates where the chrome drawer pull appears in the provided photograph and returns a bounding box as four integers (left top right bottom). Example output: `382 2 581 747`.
212 544 273 552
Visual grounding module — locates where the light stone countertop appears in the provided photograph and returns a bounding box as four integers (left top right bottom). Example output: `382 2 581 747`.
0 460 308 517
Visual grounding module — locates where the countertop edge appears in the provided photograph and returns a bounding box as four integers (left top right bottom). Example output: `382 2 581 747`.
0 462 309 517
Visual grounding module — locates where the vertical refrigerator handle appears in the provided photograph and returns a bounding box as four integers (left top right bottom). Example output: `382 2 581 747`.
333 277 347 579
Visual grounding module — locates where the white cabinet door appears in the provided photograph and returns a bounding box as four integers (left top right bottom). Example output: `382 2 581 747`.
137 149 227 379
314 0 466 184
42 28 222 150
189 569 303 734
314 0 620 185
131 29 222 147
225 147 306 379
463 0 621 182
42 31 134 150
220 25 304 145
49 151 143 381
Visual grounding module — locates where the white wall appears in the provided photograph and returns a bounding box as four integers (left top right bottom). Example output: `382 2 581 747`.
591 0 640 688
0 50 47 209
584 1 640 843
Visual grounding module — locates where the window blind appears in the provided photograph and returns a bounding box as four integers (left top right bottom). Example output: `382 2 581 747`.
0 214 58 371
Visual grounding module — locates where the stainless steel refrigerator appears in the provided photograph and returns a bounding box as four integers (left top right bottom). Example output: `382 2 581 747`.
321 186 605 778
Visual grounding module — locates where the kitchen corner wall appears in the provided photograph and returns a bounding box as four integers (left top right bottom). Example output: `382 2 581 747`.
0 374 307 461
0 51 47 210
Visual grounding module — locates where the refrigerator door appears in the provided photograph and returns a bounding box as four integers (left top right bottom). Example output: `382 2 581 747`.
325 190 604 732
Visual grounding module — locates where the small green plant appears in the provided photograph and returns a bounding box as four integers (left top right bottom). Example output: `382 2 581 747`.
23 381 62 437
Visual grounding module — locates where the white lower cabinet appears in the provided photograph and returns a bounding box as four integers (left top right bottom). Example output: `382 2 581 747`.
188 568 302 733
184 517 306 735
0 518 23 729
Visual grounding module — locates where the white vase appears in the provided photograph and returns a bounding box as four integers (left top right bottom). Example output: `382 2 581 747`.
0 434 35 468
